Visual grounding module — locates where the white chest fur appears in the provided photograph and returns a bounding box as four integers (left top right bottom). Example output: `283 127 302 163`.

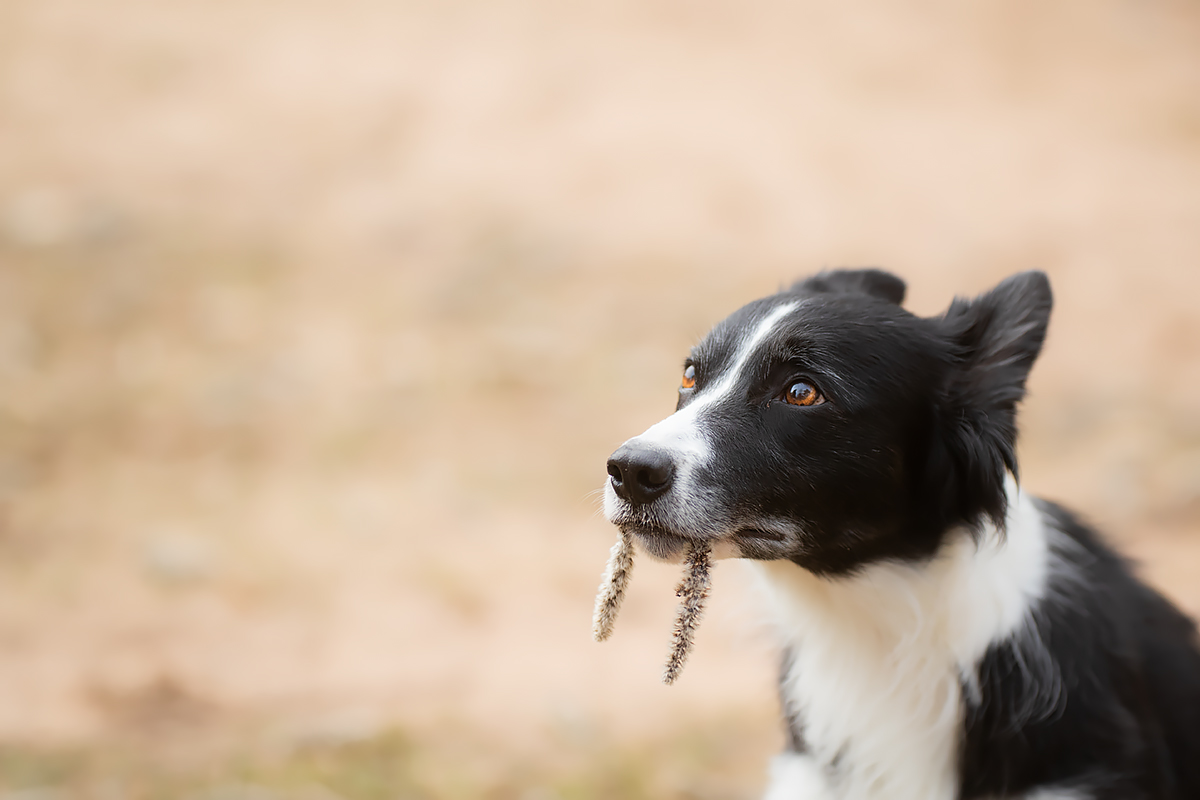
749 484 1051 800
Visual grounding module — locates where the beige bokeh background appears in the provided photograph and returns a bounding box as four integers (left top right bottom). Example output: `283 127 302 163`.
1 0 1199 796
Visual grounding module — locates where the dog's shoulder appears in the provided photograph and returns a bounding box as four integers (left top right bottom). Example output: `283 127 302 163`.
961 497 1200 798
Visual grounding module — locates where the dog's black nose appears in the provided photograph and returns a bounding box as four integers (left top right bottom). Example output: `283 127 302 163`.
607 444 675 505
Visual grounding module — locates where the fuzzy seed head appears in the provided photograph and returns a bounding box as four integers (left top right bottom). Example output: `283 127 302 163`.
592 530 635 642
662 542 713 685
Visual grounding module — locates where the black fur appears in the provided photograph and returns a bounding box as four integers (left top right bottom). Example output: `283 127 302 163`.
792 268 907 305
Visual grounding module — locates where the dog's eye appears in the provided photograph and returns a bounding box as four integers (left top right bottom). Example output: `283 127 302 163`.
783 380 823 407
681 365 696 389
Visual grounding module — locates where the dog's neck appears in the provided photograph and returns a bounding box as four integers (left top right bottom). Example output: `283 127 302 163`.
753 478 1048 662
747 479 1052 800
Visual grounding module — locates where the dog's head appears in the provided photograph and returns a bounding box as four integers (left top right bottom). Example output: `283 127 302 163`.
604 269 1052 575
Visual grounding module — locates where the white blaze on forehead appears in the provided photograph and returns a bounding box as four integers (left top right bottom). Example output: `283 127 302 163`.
627 300 800 461
694 300 800 412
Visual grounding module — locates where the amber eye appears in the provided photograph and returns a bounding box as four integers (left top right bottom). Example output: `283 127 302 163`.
681 364 696 389
783 380 823 406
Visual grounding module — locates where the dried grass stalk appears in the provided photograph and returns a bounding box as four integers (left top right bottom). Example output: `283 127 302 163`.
592 529 635 642
662 542 713 685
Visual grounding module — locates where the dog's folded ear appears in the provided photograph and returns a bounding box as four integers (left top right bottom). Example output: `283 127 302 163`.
792 269 906 305
933 271 1053 529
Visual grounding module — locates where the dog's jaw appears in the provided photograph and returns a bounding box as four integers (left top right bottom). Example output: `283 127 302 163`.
626 526 692 563
604 478 800 564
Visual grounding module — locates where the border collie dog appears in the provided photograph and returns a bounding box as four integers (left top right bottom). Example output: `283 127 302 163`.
602 270 1200 800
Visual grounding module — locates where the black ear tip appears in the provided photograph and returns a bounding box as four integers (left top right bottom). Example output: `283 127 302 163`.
792 268 907 305
857 269 907 305
1002 270 1053 310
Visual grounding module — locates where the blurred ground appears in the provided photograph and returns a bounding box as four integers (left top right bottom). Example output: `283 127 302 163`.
1 0 1200 797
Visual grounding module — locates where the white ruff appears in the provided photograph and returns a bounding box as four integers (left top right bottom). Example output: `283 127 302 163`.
749 481 1054 800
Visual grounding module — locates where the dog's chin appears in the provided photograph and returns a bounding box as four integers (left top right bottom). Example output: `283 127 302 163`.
628 528 693 563
623 527 774 563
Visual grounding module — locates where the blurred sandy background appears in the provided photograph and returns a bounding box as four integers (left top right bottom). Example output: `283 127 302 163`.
1 0 1199 797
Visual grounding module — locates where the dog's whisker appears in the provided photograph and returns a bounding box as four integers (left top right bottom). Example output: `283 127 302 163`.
582 486 607 504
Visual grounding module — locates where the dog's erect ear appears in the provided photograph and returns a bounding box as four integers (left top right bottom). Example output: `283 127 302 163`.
933 271 1053 530
791 269 906 305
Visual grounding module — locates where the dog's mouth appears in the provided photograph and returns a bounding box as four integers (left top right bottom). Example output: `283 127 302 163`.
730 526 795 560
624 523 793 562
